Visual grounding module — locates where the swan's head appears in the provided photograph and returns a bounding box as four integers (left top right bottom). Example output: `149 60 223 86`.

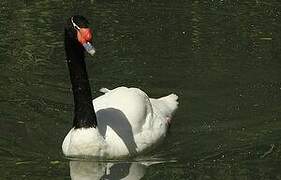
66 15 96 56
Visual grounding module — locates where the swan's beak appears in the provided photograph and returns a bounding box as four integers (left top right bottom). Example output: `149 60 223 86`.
77 28 96 56
83 42 96 56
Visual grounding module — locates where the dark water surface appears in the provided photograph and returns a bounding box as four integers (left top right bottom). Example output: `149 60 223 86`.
1 0 281 179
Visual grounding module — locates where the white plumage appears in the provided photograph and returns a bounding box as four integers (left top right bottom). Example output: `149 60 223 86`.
62 86 178 158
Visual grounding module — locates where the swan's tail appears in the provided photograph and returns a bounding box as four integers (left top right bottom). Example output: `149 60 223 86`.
158 93 179 117
150 93 179 126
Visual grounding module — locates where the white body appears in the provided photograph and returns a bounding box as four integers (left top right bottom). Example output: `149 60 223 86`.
62 87 178 158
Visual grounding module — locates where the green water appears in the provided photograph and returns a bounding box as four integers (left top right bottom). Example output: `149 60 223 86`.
0 0 281 179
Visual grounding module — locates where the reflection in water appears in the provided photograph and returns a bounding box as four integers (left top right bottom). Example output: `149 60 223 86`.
191 1 202 53
69 161 149 180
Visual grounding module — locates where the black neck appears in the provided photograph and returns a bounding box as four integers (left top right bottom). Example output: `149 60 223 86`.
64 29 97 129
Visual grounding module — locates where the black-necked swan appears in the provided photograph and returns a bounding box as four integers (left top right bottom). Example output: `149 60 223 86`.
62 15 179 158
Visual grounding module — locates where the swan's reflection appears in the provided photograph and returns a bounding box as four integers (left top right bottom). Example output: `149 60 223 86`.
69 160 149 180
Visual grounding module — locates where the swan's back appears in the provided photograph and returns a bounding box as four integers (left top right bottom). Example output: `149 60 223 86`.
93 87 154 134
93 87 178 154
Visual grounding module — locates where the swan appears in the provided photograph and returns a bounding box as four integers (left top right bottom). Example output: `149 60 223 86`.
62 15 179 158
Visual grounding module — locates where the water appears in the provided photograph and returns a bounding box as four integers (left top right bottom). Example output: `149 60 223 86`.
0 0 281 179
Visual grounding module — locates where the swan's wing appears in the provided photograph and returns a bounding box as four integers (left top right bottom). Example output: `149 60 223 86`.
93 87 152 134
99 87 110 93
